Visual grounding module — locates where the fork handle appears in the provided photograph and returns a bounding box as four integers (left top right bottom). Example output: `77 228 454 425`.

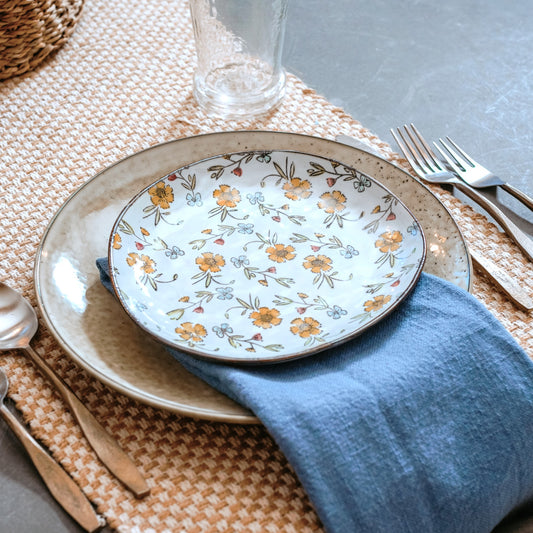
24 345 150 498
0 405 102 532
501 183 533 212
454 181 533 262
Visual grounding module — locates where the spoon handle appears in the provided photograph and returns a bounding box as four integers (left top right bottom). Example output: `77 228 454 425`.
0 405 102 532
24 345 150 498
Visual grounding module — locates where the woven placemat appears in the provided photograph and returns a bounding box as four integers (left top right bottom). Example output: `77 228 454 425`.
0 0 531 531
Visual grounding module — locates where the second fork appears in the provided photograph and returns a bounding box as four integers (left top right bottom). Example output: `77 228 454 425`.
392 124 533 263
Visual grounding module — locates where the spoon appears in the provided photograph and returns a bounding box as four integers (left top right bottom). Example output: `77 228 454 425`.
0 282 150 498
0 366 102 531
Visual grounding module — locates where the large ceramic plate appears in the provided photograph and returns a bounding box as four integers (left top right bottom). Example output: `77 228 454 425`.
34 131 471 423
109 150 426 364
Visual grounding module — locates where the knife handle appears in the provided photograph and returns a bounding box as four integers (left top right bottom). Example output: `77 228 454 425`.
501 182 533 212
454 181 533 263
470 249 533 312
24 345 150 498
0 405 102 532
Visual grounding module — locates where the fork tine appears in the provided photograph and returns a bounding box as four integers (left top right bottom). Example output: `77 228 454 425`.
409 124 444 171
445 137 476 168
403 126 434 171
433 142 461 173
390 127 424 174
438 137 471 172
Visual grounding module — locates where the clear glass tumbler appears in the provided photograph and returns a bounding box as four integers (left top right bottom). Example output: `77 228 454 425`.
189 0 288 119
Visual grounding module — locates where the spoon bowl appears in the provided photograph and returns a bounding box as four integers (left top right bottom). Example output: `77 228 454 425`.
0 282 38 350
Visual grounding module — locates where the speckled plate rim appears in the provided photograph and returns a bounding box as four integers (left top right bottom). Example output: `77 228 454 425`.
108 149 427 364
34 131 472 424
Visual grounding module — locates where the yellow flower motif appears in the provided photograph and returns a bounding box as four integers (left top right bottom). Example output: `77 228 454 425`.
364 294 392 313
126 253 155 274
202 229 212 234
265 243 296 263
112 233 122 250
213 184 241 207
149 181 174 209
196 252 225 273
290 317 321 338
318 190 346 213
375 231 403 253
249 307 282 329
372 205 381 214
140 227 150 236
282 178 312 200
258 279 269 286
303 254 332 273
179 296 190 302
175 322 207 342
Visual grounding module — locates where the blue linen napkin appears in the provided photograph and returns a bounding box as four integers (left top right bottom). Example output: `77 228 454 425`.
97 258 533 533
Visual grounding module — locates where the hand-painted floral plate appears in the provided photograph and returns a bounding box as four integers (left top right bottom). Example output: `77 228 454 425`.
109 150 426 363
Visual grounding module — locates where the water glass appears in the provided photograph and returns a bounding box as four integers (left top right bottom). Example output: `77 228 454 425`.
189 0 288 119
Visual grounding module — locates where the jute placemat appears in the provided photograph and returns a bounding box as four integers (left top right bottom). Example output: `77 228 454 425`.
0 0 531 531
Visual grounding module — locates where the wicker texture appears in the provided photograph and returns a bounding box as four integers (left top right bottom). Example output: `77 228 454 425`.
0 0 532 531
0 0 84 80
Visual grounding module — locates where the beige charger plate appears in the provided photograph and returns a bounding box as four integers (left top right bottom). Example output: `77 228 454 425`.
34 131 472 424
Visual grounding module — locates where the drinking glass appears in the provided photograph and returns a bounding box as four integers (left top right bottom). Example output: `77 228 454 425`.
189 0 288 119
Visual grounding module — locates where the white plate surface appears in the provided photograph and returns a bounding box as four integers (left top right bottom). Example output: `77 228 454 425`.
109 150 426 363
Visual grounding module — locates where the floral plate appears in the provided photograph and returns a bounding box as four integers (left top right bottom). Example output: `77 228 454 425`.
109 150 426 364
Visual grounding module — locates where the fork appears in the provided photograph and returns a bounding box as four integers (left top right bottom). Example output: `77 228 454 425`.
436 137 533 212
391 124 533 263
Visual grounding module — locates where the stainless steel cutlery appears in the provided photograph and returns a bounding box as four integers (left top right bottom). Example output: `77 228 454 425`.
435 136 533 212
391 124 533 263
0 282 150 499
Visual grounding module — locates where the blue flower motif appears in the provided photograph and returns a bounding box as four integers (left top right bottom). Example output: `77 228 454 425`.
186 192 203 206
165 246 185 259
237 223 254 234
212 323 233 337
246 192 264 205
340 245 359 259
231 255 249 268
327 305 348 319
256 152 272 163
216 286 234 300
407 224 418 236
133 300 148 312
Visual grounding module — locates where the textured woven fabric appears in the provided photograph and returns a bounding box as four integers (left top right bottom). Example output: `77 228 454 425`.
0 0 532 531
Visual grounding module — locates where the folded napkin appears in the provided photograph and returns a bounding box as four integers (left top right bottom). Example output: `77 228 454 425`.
97 258 533 533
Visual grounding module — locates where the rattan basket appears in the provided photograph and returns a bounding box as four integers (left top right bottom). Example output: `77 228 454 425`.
0 0 84 80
